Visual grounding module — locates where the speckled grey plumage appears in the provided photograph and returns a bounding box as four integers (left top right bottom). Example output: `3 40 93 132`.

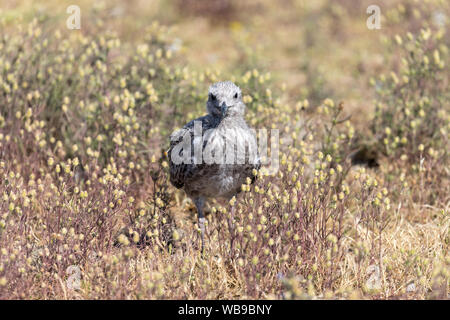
168 81 260 252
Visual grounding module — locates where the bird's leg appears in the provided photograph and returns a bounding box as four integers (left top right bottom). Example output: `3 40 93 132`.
229 204 236 253
194 197 206 254
227 196 237 254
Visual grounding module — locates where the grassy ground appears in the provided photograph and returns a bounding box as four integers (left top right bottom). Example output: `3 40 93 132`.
0 0 448 299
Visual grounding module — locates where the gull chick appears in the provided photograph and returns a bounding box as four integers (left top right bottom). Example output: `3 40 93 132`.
168 81 260 252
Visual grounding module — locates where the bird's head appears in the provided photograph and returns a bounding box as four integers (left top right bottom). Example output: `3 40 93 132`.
207 81 245 119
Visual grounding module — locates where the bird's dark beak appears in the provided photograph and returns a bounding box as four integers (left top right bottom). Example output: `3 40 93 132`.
221 103 229 117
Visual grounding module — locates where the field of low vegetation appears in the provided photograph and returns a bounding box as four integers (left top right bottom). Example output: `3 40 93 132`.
0 0 448 299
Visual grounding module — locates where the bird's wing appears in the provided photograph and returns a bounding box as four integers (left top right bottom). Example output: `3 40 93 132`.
168 129 189 189
243 131 261 185
168 115 212 189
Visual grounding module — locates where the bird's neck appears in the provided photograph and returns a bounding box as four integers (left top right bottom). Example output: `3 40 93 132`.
209 113 245 129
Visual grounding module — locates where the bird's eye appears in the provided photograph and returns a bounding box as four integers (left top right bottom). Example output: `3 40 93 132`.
234 92 238 99
210 94 216 101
